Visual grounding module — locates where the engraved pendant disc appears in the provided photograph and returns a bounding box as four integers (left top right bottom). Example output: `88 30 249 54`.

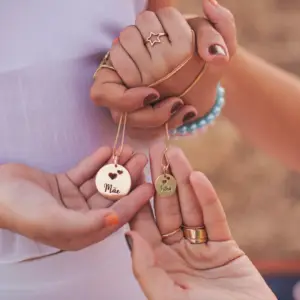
95 164 131 200
155 173 177 197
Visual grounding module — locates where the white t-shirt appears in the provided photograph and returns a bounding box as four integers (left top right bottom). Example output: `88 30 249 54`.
0 1 148 299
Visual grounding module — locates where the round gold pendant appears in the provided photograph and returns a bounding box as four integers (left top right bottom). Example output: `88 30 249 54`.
155 174 177 197
95 164 131 200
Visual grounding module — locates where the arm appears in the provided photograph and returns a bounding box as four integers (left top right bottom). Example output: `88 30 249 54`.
222 48 300 171
155 1 300 171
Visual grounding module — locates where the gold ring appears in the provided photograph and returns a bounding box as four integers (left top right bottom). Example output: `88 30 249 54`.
182 225 208 244
146 32 167 47
93 52 116 80
161 227 182 239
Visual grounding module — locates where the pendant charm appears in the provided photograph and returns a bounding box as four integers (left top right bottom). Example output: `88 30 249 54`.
155 173 177 197
95 163 131 200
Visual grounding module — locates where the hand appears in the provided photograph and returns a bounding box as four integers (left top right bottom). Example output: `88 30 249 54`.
91 0 237 139
126 144 276 300
0 146 153 250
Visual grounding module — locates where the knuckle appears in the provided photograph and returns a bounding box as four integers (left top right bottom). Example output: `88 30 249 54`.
119 25 137 43
136 10 156 25
223 8 235 24
90 84 104 105
157 6 180 19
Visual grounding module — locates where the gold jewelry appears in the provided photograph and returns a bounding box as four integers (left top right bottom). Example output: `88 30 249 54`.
154 122 177 197
93 52 116 80
146 32 167 47
148 30 196 88
182 225 208 244
179 62 207 98
95 113 132 201
161 227 182 239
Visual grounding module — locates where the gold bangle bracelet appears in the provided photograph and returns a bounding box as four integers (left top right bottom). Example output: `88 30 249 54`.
179 62 207 98
149 30 196 88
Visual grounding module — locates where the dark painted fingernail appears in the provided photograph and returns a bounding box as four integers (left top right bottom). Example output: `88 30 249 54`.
171 102 183 115
209 44 226 56
144 94 159 106
183 111 196 123
125 234 133 252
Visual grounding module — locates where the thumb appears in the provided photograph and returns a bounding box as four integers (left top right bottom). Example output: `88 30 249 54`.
58 208 117 236
202 0 237 56
126 231 176 299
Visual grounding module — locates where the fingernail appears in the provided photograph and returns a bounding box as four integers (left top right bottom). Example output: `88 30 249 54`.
209 0 219 6
104 213 119 226
144 94 159 106
125 233 133 252
183 111 196 123
209 45 227 56
170 102 184 115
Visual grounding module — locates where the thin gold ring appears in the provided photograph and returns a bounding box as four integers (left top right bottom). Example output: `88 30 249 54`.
145 32 167 47
182 225 208 244
161 227 182 239
93 52 116 80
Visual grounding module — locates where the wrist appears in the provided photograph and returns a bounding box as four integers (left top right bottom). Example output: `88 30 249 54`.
171 84 225 135
221 46 245 87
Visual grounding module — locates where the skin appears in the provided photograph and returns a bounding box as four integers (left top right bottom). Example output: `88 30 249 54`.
127 144 277 300
0 145 154 251
91 0 231 139
153 0 300 171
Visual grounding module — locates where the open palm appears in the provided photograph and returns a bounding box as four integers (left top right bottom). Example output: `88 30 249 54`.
0 145 153 251
127 144 276 300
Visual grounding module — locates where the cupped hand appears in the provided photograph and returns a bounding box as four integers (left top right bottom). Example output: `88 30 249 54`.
0 145 154 251
90 0 237 139
126 144 276 300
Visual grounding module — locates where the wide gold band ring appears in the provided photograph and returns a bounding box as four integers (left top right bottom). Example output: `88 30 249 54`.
161 227 181 239
145 32 168 47
182 225 208 244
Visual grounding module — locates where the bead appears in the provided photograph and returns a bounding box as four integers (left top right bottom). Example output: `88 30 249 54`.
170 84 225 136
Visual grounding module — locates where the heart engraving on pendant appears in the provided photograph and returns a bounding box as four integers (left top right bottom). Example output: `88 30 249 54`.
117 170 123 175
162 179 167 184
109 173 117 180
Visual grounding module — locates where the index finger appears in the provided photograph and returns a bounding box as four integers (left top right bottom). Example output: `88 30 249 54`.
190 171 231 241
90 68 160 112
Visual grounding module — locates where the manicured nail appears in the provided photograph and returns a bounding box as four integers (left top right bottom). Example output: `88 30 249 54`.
183 111 196 123
209 0 219 6
125 233 133 251
209 45 227 56
170 102 184 115
144 94 159 106
104 213 119 226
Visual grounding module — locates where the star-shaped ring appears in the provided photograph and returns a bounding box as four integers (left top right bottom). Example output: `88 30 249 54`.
146 32 167 47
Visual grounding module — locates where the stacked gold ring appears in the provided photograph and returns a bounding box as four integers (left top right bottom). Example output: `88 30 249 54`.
161 225 208 244
182 225 208 244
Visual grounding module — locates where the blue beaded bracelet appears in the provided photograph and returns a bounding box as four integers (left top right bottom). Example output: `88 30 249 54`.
170 83 225 136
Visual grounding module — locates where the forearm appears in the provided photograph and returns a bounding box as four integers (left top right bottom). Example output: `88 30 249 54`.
222 47 300 171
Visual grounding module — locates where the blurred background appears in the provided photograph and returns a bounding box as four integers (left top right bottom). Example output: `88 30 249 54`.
173 0 300 299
